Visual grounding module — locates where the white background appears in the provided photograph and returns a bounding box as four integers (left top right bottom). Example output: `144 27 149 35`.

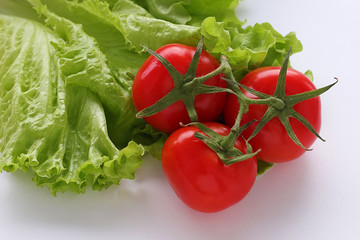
1 0 359 239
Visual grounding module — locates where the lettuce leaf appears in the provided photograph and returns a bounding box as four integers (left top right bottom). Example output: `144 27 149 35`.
0 0 201 194
133 0 239 26
35 0 201 53
0 9 146 195
132 124 168 161
201 17 303 79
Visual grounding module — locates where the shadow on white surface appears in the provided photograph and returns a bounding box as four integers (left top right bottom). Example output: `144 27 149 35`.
1 152 311 240
1 155 167 233
179 157 311 239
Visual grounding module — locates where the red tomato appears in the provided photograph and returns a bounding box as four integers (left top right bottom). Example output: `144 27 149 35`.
161 122 257 213
132 43 226 133
224 67 321 163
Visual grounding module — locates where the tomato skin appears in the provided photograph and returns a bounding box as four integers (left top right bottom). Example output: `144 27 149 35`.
161 122 257 213
224 67 321 163
132 44 226 133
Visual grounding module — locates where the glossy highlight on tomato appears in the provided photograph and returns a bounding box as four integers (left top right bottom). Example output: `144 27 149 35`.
132 43 226 133
161 122 257 213
224 67 321 163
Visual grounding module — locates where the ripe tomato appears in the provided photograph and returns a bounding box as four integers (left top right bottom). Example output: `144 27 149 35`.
224 67 321 163
132 43 226 133
161 122 257 213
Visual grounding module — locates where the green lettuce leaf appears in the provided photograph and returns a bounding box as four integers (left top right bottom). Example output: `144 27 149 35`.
201 17 303 79
28 0 202 144
0 0 202 194
132 0 192 25
0 3 145 195
0 0 39 20
35 0 201 53
134 0 239 26
132 124 168 161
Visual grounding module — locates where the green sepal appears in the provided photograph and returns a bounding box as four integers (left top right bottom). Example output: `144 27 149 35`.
257 159 274 175
136 36 228 122
239 48 337 150
136 88 183 118
286 78 338 107
188 122 260 166
140 44 184 85
184 36 204 81
273 47 292 99
248 107 278 141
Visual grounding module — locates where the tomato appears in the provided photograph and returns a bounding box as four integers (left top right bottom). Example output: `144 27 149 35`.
224 66 321 163
161 122 257 213
132 43 226 133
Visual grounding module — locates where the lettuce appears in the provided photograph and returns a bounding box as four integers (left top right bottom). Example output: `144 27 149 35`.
201 18 303 79
132 0 239 25
0 10 146 195
0 0 303 195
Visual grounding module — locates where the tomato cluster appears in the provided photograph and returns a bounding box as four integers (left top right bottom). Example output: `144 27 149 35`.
131 39 334 213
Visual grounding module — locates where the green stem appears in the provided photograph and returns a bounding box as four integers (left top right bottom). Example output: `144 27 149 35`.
188 55 261 165
183 59 227 92
243 97 284 109
218 63 251 153
182 94 198 122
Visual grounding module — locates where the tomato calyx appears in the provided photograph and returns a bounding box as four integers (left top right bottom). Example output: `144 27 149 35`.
184 121 261 165
135 37 229 122
227 48 338 151
181 57 262 166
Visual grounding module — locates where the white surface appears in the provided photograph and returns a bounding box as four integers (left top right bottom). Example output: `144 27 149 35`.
1 0 360 239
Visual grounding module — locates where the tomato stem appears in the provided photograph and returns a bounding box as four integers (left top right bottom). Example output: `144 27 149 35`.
186 59 228 88
221 75 285 109
188 122 259 165
191 57 261 164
